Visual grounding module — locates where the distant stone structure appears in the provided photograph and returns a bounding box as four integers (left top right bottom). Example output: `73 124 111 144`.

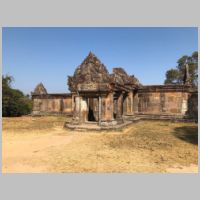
31 83 72 116
32 83 48 95
32 52 198 128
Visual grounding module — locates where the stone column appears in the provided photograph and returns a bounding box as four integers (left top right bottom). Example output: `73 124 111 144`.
98 96 101 125
181 92 188 115
71 95 80 124
160 92 166 113
123 93 127 115
111 93 114 121
133 92 139 113
32 98 41 115
71 93 76 114
124 91 134 116
116 93 124 123
79 97 88 123
106 92 114 121
98 93 117 126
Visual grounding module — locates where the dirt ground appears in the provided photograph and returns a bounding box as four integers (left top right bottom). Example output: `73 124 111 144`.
2 116 198 173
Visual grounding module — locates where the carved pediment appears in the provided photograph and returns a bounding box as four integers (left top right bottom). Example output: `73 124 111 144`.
68 52 111 92
67 52 141 92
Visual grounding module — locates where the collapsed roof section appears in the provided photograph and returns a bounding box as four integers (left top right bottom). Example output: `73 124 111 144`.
111 68 141 91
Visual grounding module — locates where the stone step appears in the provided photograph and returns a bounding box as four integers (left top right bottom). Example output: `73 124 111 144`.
65 120 133 131
135 113 196 122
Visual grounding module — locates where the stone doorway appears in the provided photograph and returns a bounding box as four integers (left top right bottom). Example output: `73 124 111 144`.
87 98 99 122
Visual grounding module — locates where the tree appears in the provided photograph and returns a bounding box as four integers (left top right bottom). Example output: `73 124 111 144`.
164 69 180 84
2 75 33 117
164 51 198 86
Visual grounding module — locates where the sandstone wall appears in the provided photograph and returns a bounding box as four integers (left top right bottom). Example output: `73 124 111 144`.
32 94 72 115
32 86 197 121
137 85 196 116
138 92 189 114
187 92 198 120
63 98 73 113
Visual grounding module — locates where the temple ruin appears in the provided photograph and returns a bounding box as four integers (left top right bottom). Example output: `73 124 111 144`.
31 52 198 130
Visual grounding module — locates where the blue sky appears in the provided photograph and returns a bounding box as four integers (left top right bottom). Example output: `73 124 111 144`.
2 27 198 95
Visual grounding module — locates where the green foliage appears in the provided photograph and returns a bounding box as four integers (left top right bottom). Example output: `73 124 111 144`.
164 51 198 86
2 75 33 117
164 69 181 84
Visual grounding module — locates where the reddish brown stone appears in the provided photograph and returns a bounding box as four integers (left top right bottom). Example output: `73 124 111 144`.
31 52 198 124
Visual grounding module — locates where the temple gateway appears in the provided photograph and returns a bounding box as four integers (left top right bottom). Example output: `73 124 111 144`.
32 52 197 129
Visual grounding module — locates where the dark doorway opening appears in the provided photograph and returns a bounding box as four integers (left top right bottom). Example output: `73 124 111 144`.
113 98 117 119
88 106 95 121
88 98 96 121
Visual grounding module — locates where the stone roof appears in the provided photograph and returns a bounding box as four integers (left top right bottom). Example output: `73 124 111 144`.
68 52 141 92
68 52 111 92
111 68 141 86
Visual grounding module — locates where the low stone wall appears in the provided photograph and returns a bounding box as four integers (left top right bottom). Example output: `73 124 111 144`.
31 85 198 122
137 85 196 118
32 93 73 115
138 92 188 114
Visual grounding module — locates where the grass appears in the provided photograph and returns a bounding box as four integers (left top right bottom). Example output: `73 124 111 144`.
2 116 198 173
2 116 69 131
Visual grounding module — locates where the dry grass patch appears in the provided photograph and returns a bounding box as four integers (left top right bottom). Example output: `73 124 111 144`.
2 117 198 173
2 116 70 132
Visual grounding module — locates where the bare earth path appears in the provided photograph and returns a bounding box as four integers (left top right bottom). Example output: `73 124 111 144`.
2 116 198 173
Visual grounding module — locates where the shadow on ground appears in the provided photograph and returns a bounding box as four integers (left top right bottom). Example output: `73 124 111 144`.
173 126 198 145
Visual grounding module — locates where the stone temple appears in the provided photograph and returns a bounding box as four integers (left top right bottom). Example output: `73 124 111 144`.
31 52 197 130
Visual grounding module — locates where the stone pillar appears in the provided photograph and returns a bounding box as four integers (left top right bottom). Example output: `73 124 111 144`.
106 92 114 121
123 93 128 115
79 97 88 123
71 93 76 113
116 93 124 123
181 92 188 115
71 95 80 124
124 91 134 116
98 96 101 125
71 95 88 124
99 92 117 126
160 92 166 113
32 98 41 115
133 92 139 113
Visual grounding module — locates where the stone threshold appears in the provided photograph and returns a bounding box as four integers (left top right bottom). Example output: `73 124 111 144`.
135 113 196 122
64 120 134 131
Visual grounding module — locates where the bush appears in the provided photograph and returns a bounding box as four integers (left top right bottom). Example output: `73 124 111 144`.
2 75 33 117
